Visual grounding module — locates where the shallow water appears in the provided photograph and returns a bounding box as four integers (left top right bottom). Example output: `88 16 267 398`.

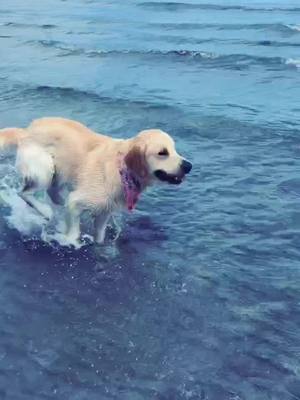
0 0 300 399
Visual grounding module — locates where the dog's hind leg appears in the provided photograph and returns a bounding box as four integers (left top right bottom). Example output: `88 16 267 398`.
110 215 122 242
19 178 53 220
16 142 55 220
47 172 65 206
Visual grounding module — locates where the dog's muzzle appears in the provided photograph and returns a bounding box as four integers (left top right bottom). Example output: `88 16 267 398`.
154 160 192 185
181 159 192 174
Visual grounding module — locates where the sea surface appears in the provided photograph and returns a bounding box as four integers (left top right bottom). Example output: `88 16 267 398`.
0 0 300 399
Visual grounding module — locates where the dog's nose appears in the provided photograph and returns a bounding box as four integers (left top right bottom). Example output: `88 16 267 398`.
181 159 192 174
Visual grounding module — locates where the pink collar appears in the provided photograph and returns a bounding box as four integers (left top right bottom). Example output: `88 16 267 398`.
118 158 143 211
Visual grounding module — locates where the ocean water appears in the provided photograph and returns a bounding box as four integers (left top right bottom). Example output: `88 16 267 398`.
0 0 300 399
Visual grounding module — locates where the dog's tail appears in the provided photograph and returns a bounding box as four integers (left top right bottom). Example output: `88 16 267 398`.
0 128 28 151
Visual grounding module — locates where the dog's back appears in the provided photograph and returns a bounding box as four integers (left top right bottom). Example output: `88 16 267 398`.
27 117 110 183
0 117 110 185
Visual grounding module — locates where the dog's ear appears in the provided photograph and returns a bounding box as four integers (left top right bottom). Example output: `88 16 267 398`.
124 145 148 179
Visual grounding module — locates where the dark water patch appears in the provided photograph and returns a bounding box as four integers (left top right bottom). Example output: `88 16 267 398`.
144 33 300 49
187 114 300 145
27 39 63 48
41 24 56 29
278 179 300 199
223 102 259 114
26 84 178 113
3 22 57 29
254 40 300 48
29 84 128 103
148 22 300 34
139 2 300 12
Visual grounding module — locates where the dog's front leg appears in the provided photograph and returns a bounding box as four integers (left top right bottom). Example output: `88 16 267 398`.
94 211 110 244
64 194 82 245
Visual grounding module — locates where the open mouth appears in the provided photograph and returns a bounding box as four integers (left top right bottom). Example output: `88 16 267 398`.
154 170 184 185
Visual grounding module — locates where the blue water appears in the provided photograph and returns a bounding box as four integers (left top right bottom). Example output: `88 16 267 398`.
0 0 300 398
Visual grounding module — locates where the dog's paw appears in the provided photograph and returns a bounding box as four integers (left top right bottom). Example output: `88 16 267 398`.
42 231 82 249
63 234 82 249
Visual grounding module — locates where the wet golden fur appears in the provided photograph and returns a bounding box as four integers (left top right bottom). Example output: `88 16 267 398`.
0 117 189 246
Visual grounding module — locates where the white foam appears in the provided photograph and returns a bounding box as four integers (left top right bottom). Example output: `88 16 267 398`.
286 58 300 68
287 24 300 32
0 188 46 235
2 190 85 248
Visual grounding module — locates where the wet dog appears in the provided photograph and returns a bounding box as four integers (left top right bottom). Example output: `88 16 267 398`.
0 117 192 245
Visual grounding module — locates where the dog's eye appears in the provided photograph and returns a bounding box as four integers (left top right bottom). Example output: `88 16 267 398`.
158 148 169 157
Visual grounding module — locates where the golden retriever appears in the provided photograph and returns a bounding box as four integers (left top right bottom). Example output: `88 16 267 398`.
0 117 192 245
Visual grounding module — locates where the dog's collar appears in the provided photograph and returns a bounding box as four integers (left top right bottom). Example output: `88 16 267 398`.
118 155 143 211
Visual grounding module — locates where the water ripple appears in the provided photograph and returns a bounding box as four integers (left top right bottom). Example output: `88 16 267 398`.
139 2 300 12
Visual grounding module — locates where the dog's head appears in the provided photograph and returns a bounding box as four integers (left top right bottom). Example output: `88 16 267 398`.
125 129 192 185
